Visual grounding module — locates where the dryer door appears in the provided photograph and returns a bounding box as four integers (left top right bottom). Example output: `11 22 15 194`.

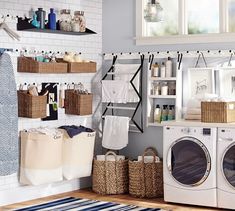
222 143 235 189
167 137 211 187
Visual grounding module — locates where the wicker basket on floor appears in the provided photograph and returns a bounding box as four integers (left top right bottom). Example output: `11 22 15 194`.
18 90 47 118
129 147 163 198
92 151 128 195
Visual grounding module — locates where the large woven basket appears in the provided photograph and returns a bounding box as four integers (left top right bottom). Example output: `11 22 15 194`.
129 147 163 198
18 90 47 118
65 90 92 115
201 101 235 123
92 151 128 195
17 57 67 73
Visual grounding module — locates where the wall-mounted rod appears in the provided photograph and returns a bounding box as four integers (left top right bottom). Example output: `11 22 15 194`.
0 48 13 53
1 48 84 55
103 50 235 60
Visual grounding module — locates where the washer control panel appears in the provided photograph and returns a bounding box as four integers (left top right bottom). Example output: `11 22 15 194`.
180 127 211 136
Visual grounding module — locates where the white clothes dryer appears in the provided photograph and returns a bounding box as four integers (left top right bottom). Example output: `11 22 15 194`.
217 127 235 210
163 126 217 207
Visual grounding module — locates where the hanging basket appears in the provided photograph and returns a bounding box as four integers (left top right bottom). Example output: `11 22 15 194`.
92 151 128 195
129 147 163 198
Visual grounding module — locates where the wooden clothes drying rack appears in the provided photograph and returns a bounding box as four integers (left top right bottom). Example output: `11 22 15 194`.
102 54 145 133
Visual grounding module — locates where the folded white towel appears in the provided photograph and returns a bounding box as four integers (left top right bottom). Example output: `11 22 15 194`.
102 80 128 103
96 155 125 161
187 98 201 109
184 114 201 120
137 156 160 163
115 64 141 103
186 108 201 115
102 115 129 150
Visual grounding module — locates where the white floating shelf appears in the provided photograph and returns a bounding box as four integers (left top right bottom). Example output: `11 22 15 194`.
149 95 177 99
150 77 177 81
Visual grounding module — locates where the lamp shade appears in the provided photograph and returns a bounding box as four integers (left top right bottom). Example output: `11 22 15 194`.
144 0 164 22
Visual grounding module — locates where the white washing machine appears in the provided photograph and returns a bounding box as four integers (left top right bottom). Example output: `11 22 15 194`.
163 126 217 207
217 127 235 210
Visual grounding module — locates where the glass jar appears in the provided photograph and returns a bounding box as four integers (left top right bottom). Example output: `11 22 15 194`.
72 11 86 32
168 81 176 95
161 82 168 96
59 9 72 31
153 82 161 95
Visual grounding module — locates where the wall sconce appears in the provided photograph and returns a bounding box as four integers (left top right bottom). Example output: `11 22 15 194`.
144 0 164 22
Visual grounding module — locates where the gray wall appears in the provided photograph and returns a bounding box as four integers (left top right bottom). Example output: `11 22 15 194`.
102 0 235 159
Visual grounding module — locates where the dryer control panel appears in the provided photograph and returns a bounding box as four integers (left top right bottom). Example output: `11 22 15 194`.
218 128 234 142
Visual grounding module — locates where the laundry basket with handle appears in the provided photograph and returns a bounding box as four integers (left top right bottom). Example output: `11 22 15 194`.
129 147 163 198
92 151 128 195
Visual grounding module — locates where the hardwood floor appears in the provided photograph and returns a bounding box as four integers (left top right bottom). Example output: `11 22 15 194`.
1 189 221 211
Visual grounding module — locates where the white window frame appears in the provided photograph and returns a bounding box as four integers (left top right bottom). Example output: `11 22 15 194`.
135 0 235 45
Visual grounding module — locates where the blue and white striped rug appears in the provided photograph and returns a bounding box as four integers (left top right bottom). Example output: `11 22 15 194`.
15 197 165 211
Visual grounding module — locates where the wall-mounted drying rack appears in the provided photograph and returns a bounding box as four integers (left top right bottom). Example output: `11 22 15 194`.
17 17 96 36
101 54 145 133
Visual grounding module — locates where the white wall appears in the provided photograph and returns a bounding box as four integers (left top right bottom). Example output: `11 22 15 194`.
0 0 102 206
102 0 235 159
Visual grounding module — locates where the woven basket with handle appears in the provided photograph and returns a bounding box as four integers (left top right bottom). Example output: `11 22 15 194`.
17 90 47 118
129 147 163 198
65 89 92 116
92 151 128 195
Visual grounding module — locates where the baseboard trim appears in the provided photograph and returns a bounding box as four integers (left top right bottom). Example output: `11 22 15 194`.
0 177 91 206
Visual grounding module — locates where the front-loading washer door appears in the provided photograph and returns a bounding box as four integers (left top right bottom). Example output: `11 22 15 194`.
222 144 235 189
167 137 211 187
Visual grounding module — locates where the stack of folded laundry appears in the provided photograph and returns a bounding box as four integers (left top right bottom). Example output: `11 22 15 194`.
185 94 220 121
184 98 201 120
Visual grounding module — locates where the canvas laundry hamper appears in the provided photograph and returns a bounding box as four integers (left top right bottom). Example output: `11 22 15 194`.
92 151 128 195
20 131 63 185
61 129 96 180
129 147 163 198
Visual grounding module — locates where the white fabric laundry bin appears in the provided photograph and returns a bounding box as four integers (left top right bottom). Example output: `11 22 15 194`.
61 130 96 180
20 131 63 186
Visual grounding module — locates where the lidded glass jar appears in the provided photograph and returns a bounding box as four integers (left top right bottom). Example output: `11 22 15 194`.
72 11 86 32
59 9 72 31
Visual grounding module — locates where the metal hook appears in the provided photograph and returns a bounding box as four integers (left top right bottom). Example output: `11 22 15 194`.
228 52 234 66
195 52 207 68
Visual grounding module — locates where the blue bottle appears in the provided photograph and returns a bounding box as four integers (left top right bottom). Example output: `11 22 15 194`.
31 13 40 28
48 8 56 30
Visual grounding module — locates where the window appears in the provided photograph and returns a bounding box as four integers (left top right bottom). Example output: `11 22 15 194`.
143 0 179 36
228 0 235 32
187 0 219 34
136 0 235 45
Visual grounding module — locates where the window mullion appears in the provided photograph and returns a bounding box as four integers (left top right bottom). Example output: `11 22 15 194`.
179 0 187 35
220 0 228 33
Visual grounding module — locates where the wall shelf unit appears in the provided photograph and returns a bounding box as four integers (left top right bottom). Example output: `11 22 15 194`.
17 18 96 36
147 61 183 127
